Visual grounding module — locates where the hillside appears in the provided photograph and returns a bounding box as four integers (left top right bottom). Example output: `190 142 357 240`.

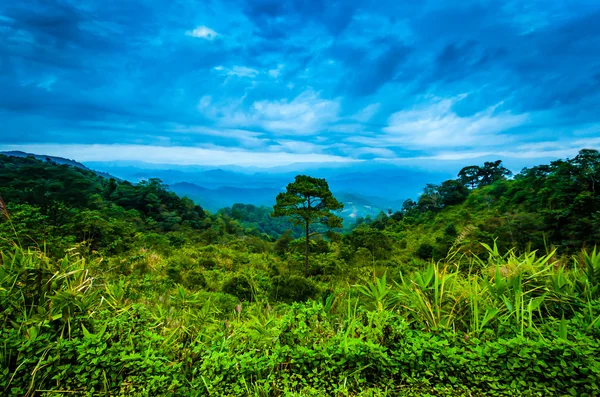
88 160 448 211
0 150 116 179
169 181 281 212
362 150 600 262
1 150 600 395
0 154 208 256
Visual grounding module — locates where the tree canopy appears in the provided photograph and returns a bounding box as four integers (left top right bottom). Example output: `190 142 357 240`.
272 175 343 276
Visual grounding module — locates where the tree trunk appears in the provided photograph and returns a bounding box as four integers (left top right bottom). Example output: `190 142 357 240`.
304 220 309 277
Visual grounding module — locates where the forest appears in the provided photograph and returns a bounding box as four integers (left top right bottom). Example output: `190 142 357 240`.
1 150 600 396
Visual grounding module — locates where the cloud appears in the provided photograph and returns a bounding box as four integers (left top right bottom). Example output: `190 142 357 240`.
329 37 412 96
344 146 396 159
252 91 340 134
186 26 218 40
381 97 529 149
199 90 341 135
0 143 358 167
268 64 284 78
0 0 599 169
352 103 381 122
214 65 259 78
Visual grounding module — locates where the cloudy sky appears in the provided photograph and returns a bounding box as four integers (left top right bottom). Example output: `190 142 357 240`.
0 0 599 167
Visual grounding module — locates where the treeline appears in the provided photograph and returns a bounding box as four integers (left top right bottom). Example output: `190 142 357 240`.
218 203 303 239
352 149 600 261
0 155 208 255
1 150 599 266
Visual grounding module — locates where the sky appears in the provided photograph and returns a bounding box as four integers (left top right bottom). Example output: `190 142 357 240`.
0 0 599 168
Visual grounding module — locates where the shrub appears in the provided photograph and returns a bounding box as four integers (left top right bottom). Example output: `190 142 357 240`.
166 261 182 283
198 257 217 269
196 291 238 314
270 275 318 303
222 275 253 301
416 242 434 260
182 268 207 290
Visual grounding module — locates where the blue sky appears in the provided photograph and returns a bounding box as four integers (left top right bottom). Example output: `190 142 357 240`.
0 0 599 168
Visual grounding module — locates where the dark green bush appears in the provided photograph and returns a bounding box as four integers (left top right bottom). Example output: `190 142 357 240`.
416 242 434 260
166 261 182 283
196 291 238 314
222 274 253 301
270 275 318 302
182 268 207 290
198 257 217 269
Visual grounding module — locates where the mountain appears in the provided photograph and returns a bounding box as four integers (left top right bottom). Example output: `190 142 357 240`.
1 151 116 180
1 151 422 218
169 182 282 212
170 182 401 223
86 161 453 212
335 192 404 220
2 151 90 169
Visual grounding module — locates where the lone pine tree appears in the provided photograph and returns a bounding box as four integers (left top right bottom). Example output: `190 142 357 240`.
272 175 343 277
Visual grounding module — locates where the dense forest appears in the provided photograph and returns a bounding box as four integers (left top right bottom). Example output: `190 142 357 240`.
1 150 600 396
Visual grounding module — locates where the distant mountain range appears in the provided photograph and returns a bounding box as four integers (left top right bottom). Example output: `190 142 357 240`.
0 151 116 179
168 181 404 221
0 151 451 219
169 182 281 212
86 161 453 215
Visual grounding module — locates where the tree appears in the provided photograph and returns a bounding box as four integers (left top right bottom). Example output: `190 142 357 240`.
479 160 512 186
272 175 343 277
458 161 512 189
458 165 481 189
438 179 470 206
418 183 443 212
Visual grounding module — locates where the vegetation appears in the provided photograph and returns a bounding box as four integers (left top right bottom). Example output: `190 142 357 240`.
273 175 343 277
1 150 600 396
218 204 303 240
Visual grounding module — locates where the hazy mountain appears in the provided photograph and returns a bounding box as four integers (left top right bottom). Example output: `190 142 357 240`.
169 182 400 222
86 161 453 205
1 151 116 179
169 182 282 212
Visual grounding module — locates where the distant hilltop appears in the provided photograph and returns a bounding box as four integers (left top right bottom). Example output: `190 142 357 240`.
0 151 116 180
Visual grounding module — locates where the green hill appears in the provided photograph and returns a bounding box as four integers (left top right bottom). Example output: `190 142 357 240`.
1 150 600 396
361 149 600 262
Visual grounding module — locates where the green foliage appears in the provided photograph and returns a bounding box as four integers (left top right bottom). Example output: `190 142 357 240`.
273 175 344 276
416 242 434 260
272 175 344 227
182 268 207 290
222 274 254 301
2 151 600 395
458 160 512 189
270 274 318 303
351 149 600 260
219 203 303 239
0 155 208 255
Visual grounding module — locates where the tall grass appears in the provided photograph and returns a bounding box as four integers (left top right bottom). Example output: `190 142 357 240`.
353 242 600 336
2 241 600 395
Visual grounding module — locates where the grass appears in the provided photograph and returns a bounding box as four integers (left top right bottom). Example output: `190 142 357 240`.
1 242 600 395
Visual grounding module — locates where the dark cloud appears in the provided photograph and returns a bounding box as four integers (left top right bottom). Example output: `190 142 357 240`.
0 0 599 164
241 0 357 38
328 37 412 97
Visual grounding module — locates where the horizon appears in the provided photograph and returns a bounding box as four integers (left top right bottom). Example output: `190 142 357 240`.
1 1 599 169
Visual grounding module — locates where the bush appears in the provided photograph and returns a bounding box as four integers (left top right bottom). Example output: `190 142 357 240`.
222 275 253 301
416 242 434 260
270 275 318 302
196 291 238 314
166 261 182 283
198 257 217 269
182 268 207 290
